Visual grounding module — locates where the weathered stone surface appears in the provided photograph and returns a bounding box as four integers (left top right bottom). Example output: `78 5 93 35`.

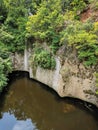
12 52 98 107
11 52 24 70
29 57 98 107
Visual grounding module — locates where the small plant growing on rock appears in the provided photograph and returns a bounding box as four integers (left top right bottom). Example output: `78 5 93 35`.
33 49 56 70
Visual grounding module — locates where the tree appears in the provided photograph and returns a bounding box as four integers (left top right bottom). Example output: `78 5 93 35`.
61 20 98 66
0 43 12 92
26 0 65 53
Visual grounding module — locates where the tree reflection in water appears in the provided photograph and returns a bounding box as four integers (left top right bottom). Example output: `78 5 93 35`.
0 77 98 130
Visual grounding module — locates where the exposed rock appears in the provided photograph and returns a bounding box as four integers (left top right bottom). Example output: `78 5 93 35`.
12 50 98 107
11 52 24 70
29 56 98 107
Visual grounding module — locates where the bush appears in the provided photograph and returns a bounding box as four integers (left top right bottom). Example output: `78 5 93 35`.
0 43 12 92
33 49 56 70
61 21 98 66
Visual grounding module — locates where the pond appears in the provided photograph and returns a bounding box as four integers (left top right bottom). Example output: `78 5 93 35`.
0 72 98 130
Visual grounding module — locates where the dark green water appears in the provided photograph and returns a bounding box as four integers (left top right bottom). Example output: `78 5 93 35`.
0 76 98 130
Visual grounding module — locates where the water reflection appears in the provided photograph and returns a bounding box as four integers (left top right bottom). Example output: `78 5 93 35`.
0 77 98 130
0 112 37 130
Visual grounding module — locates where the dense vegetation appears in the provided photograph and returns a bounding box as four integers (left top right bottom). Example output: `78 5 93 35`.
26 0 98 66
33 48 56 69
0 43 12 92
0 0 98 91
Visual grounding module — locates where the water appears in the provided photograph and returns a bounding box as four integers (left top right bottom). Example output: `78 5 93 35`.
0 75 98 130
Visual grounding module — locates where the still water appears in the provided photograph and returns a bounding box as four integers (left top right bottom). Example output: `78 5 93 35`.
0 76 98 130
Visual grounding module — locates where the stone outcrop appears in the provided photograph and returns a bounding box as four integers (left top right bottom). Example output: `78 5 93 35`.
12 50 98 107
29 57 98 107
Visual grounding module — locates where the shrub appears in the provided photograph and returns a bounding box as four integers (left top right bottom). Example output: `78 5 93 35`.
0 43 12 92
33 49 56 70
60 21 98 66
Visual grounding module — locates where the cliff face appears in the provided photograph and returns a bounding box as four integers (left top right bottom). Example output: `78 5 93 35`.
12 48 98 107
30 57 98 107
10 1 98 107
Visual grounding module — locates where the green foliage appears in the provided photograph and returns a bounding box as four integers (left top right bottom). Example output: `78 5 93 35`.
4 2 27 52
1 0 46 53
0 27 14 44
61 21 98 66
95 2 98 10
0 1 7 24
1 0 33 53
33 49 56 70
26 0 64 53
0 0 98 75
0 43 12 92
0 0 47 92
62 0 87 20
71 0 87 12
90 0 98 10
26 0 98 67
3 0 43 53
26 0 90 54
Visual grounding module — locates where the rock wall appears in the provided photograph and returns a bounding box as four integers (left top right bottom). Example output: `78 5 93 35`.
11 52 24 70
12 51 98 107
29 57 98 107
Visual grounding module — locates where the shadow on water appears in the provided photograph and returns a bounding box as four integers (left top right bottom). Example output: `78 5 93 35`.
0 70 98 130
